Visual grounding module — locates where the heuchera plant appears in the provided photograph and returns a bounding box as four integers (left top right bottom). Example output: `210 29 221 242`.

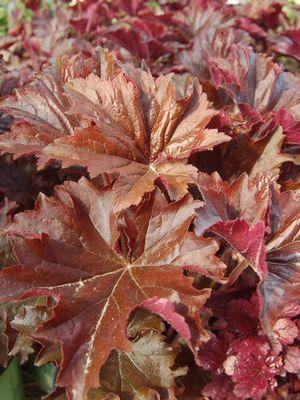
0 0 299 399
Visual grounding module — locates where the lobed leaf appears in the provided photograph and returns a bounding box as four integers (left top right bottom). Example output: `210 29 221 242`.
0 178 227 399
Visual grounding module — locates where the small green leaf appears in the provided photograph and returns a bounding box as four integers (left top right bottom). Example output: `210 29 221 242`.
0 358 24 400
33 363 57 393
0 6 8 36
147 1 162 12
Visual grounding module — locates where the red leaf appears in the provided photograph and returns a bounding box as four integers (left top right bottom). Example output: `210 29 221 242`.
271 29 300 63
203 374 237 400
142 297 191 343
21 0 40 11
273 109 300 146
0 198 17 229
273 318 298 347
211 219 267 280
261 189 300 336
208 44 300 121
284 346 300 374
194 171 273 236
116 0 143 15
0 49 229 211
224 335 282 400
0 179 226 399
